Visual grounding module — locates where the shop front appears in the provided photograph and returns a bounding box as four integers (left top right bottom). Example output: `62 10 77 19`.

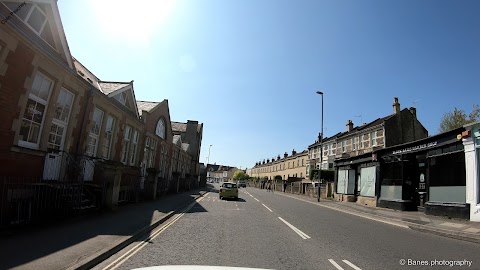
463 122 480 222
376 127 468 219
334 153 380 206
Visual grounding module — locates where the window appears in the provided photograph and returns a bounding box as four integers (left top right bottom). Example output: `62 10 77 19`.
302 159 304 166
156 119 166 139
129 130 139 165
114 92 127 106
121 126 132 164
48 88 74 150
361 135 365 148
5 2 57 47
371 131 377 147
86 108 104 157
26 4 47 34
353 137 358 150
342 141 346 153
101 115 115 159
148 139 157 168
19 72 53 149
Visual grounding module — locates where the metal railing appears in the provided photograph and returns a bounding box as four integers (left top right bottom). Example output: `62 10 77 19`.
0 177 86 227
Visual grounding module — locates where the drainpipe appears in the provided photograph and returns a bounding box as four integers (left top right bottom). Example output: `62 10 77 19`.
75 87 93 157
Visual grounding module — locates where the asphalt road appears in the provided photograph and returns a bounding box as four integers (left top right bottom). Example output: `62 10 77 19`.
95 183 480 270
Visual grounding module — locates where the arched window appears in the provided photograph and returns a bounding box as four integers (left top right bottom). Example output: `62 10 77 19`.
156 118 165 139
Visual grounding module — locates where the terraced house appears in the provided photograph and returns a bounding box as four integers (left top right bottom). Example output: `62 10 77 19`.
250 149 308 181
306 97 428 206
0 0 203 227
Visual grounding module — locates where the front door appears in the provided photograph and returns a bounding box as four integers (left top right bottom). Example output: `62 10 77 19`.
416 161 427 208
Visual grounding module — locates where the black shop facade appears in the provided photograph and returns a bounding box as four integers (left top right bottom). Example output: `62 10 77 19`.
375 127 468 219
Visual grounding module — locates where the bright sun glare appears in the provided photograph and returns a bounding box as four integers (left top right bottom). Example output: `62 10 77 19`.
92 0 176 47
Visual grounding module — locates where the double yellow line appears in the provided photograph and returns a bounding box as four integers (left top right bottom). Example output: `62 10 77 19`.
102 193 209 270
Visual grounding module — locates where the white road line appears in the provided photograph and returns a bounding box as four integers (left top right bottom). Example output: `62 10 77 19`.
276 192 409 229
103 193 208 270
262 203 273 212
278 217 311 239
254 198 259 202
343 260 362 270
328 259 345 270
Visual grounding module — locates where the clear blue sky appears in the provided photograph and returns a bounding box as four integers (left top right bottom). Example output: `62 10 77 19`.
58 0 480 170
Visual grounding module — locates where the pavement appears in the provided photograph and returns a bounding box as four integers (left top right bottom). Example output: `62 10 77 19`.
258 186 480 244
0 188 208 270
94 184 480 270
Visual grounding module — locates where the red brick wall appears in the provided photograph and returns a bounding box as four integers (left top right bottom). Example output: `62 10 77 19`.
68 90 92 156
0 42 34 152
0 41 43 178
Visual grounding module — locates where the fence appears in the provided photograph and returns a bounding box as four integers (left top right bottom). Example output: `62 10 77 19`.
0 177 92 227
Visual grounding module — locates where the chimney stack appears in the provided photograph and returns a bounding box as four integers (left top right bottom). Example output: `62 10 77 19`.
292 149 296 155
346 120 354 132
393 97 401 114
409 107 416 118
284 152 288 158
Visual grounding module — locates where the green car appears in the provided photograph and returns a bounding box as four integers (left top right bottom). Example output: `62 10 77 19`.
219 182 238 200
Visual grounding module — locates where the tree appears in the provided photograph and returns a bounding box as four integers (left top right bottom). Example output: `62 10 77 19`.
439 104 480 133
233 170 246 180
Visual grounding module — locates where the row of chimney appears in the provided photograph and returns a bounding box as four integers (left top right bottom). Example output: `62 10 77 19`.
344 97 416 132
256 149 298 165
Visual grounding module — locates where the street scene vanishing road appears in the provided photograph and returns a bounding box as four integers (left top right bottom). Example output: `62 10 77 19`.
93 183 480 270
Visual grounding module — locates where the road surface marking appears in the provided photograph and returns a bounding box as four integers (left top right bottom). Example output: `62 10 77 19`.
278 217 311 239
342 260 362 270
254 198 259 202
102 193 208 270
275 192 409 229
249 194 253 197
328 259 344 270
262 203 273 212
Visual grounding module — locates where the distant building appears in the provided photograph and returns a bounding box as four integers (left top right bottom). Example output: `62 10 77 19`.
249 149 309 181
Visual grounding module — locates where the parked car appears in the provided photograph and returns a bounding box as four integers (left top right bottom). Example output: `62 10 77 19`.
219 182 238 200
237 180 246 188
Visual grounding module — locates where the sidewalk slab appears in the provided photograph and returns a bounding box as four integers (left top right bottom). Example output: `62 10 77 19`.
0 189 208 270
254 188 480 244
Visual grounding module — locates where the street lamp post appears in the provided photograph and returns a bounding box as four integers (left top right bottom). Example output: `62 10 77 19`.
206 144 212 165
316 91 324 202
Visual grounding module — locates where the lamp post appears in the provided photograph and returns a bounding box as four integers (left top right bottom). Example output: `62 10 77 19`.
206 144 212 165
206 145 212 182
316 91 324 202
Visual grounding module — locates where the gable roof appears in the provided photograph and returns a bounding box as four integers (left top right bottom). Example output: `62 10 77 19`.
172 121 202 133
136 101 160 115
98 81 130 95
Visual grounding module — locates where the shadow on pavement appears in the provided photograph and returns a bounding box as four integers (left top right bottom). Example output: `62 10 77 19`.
0 188 208 270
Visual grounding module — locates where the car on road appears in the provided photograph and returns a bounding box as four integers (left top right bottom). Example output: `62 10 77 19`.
237 180 246 188
219 182 238 200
